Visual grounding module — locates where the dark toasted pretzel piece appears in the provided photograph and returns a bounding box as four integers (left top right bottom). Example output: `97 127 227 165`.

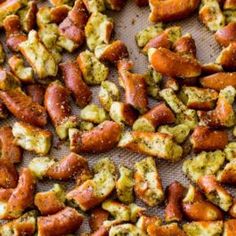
46 152 91 181
165 181 186 222
149 48 201 78
50 5 70 24
215 22 236 46
182 185 223 221
37 207 84 236
149 0 200 22
190 126 228 152
70 121 121 153
60 60 92 108
200 72 236 90
0 126 22 163
0 89 48 127
117 59 148 113
3 15 27 52
134 0 148 7
0 100 8 119
25 84 45 105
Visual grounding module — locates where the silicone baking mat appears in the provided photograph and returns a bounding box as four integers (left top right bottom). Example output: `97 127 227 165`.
0 0 235 234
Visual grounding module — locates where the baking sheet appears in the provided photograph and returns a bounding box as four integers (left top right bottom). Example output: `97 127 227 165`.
0 0 235 234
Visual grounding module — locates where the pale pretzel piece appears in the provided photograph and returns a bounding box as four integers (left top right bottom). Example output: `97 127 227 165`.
12 121 52 155
69 121 121 153
182 185 223 221
60 60 92 108
149 0 200 23
37 207 84 236
0 89 48 127
44 80 78 140
109 224 146 235
190 126 228 152
165 181 186 222
149 48 201 78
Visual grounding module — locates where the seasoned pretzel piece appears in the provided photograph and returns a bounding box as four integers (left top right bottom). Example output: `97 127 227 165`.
99 81 120 111
25 84 45 105
142 26 181 54
217 159 236 185
199 0 225 32
0 210 37 236
134 0 148 7
109 224 146 235
3 168 36 219
69 121 121 153
0 100 8 119
216 42 236 70
50 0 73 6
133 102 175 132
136 214 162 233
60 60 92 108
162 76 179 91
190 126 228 152
183 221 223 236
82 0 105 13
0 126 22 163
198 86 236 128
201 63 223 75
0 160 18 189
95 40 129 64
182 185 223 221
149 0 200 22
0 0 24 27
118 59 148 113
0 41 5 64
0 89 48 127
183 150 225 183
119 131 183 161
66 158 116 211
85 12 113 51
0 69 21 91
12 121 52 156
18 1 37 32
109 102 138 126
147 223 186 236
19 30 58 78
77 50 109 85
105 0 127 11
179 86 218 110
45 80 77 140
116 166 134 204
198 175 233 211
38 207 84 236
59 0 88 45
200 72 236 90
173 33 197 57
134 157 164 206
165 181 186 222
35 184 65 215
149 48 201 78
89 208 109 232
46 152 91 182
3 15 27 52
215 22 236 46
8 55 34 83
50 5 71 24
224 0 236 9
223 219 236 236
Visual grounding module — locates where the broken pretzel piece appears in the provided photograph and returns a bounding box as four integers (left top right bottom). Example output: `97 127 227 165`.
45 80 78 140
215 22 236 46
69 121 121 153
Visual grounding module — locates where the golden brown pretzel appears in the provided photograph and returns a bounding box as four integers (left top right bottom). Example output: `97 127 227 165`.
89 208 109 232
60 60 92 108
190 126 228 152
149 48 201 78
37 207 84 236
70 121 121 153
0 160 18 188
215 22 236 46
0 89 48 127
